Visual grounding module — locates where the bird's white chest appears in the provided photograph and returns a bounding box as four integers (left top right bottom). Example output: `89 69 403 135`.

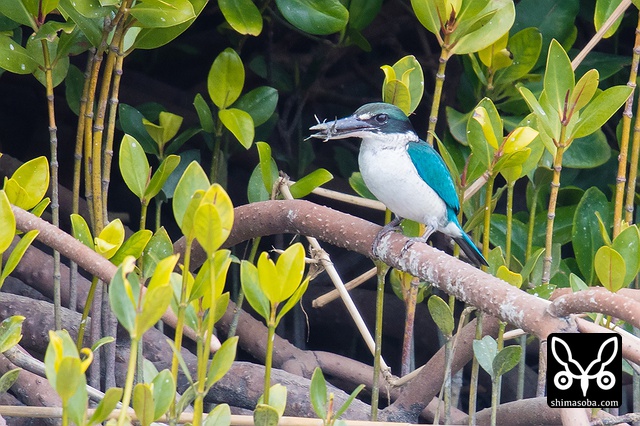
358 137 448 229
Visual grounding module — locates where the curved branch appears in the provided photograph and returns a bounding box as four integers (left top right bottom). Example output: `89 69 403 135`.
549 288 640 328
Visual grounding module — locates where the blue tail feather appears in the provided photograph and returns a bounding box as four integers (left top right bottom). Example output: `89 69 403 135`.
454 231 488 267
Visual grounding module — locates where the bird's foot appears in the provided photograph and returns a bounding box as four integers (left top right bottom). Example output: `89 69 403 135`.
400 236 427 256
372 217 402 257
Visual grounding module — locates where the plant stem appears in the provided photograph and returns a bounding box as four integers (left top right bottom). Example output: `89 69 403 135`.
370 261 388 421
76 276 99 350
468 313 483 425
624 11 640 224
117 337 139 426
542 140 567 284
505 182 515 267
426 48 451 146
525 186 540 261
482 176 496 263
264 314 277 405
41 39 62 330
400 276 418 377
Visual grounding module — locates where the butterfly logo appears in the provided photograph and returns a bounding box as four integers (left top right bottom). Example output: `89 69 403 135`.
551 335 618 397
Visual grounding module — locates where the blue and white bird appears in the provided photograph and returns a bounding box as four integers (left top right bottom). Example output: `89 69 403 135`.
309 102 487 267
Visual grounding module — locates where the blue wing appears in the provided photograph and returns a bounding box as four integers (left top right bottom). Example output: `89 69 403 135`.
406 141 460 216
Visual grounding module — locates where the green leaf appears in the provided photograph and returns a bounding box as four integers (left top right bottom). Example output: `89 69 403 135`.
256 141 275 194
108 257 137 334
573 85 633 139
494 27 542 85
208 48 244 110
382 78 411 115
204 404 231 426
233 86 279 126
410 0 442 35
0 35 38 74
240 260 270 321
219 108 255 149
595 0 624 39
1 230 38 283
70 0 111 18
194 204 225 254
6 156 49 211
518 85 559 144
496 265 523 288
473 335 498 379
151 369 175 420
309 367 327 419
348 172 377 200
119 135 151 199
572 187 610 285
193 93 215 133
0 190 16 255
56 357 84 401
275 277 308 324
544 39 574 117
0 368 20 394
172 161 210 230
570 69 599 113
334 383 365 419
70 214 93 250
0 0 37 28
129 0 196 28
254 404 280 426
594 246 626 292
57 0 103 47
427 295 454 337
206 336 238 388
133 383 154 426
289 169 333 198
0 316 24 353
562 131 610 169
275 243 306 302
219 0 263 35
132 0 207 49
451 0 516 55
144 155 180 201
88 388 123 426
110 230 153 266
142 227 174 280
118 104 159 155
274 0 348 35
493 345 522 377
26 35 70 88
612 225 640 286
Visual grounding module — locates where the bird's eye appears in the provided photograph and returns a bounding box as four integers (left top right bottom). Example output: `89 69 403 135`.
374 113 388 124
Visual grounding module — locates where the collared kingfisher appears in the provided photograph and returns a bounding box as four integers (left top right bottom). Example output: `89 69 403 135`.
309 102 487 267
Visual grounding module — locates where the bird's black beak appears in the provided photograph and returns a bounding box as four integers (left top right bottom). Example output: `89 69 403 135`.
308 115 375 142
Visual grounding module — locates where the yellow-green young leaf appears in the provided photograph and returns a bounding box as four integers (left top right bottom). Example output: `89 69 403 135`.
258 383 287 416
208 48 244 109
310 367 327 419
204 403 231 426
518 85 559 142
30 197 50 218
0 190 16 254
137 282 173 337
382 79 411 116
496 265 523 288
144 154 180 201
380 65 396 83
1 230 38 283
119 134 150 199
410 0 446 35
70 214 94 250
56 357 84 401
143 118 164 147
611 225 640 286
254 404 280 426
573 85 633 139
450 0 515 55
219 108 255 149
478 31 509 68
172 161 210 229
275 277 309 325
110 230 153 266
257 251 281 304
6 156 49 210
95 219 125 259
0 368 20 394
544 40 575 117
159 111 183 146
472 106 500 150
201 184 234 232
256 141 275 194
240 260 270 321
0 315 24 353
194 204 225 255
142 227 174 280
570 69 599 113
595 246 626 292
181 190 204 241
503 126 538 153
388 55 424 114
276 243 306 302
219 0 263 35
427 295 454 337
133 383 154 426
289 168 333 198
88 387 123 426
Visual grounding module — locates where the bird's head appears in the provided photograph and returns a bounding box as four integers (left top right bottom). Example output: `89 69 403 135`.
308 102 416 142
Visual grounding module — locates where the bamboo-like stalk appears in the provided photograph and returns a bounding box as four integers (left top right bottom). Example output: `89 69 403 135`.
400 276 419 377
40 39 62 330
505 182 515 267
467 313 483 425
490 322 507 426
482 176 496 263
117 337 139 426
542 141 567 284
624 12 640 224
525 186 540 261
263 311 277 406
